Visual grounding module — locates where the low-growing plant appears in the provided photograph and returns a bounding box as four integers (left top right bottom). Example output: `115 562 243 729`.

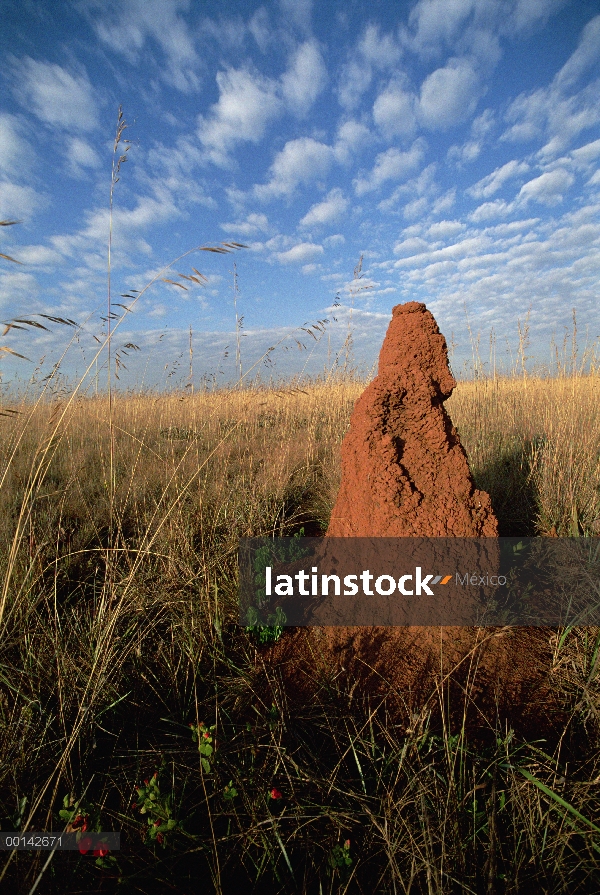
190 722 216 773
132 768 184 847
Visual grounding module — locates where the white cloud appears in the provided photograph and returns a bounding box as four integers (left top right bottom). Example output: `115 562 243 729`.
254 137 333 199
13 244 64 266
407 0 477 57
394 233 493 268
0 114 34 178
338 23 401 109
47 191 181 264
502 17 600 156
279 0 313 32
418 57 481 129
324 233 345 247
554 15 600 91
277 242 324 264
448 139 482 163
468 160 530 199
0 181 45 219
249 7 272 52
337 59 372 111
220 213 270 236
570 138 600 168
373 78 416 139
354 141 425 195
281 41 327 116
403 196 429 219
12 58 98 131
427 220 465 239
376 161 439 213
377 203 600 372
538 82 600 159
0 270 41 313
200 15 247 51
86 0 201 92
432 189 456 214
333 120 371 164
359 23 402 67
518 168 574 205
198 68 281 166
468 199 512 222
471 108 495 138
448 107 496 163
393 235 429 255
299 188 348 228
509 0 571 35
501 89 545 143
148 302 168 319
67 137 102 177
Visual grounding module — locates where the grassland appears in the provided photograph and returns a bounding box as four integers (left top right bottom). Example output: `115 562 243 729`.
0 371 600 894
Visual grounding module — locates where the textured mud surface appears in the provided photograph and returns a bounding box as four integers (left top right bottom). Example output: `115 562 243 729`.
327 301 497 537
266 302 557 736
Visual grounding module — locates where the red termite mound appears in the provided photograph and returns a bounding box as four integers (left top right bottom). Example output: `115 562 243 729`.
265 302 558 737
327 301 497 537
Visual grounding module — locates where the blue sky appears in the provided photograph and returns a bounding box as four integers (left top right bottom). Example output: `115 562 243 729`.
1 0 599 390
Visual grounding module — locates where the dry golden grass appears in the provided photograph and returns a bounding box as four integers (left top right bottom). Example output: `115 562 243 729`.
447 374 600 536
0 370 599 893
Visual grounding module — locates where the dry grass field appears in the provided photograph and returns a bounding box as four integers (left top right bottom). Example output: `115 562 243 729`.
0 369 600 894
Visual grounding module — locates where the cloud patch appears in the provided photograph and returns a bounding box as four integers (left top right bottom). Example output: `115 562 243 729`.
299 188 348 227
338 23 402 109
220 213 270 236
198 68 281 166
518 168 574 205
373 78 416 139
86 0 202 92
12 58 98 131
418 58 481 130
277 242 324 264
0 114 35 178
281 40 327 116
255 137 333 199
354 141 425 195
468 159 530 199
67 137 102 177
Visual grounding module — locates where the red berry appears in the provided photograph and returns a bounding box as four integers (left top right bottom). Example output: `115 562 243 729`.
78 835 93 855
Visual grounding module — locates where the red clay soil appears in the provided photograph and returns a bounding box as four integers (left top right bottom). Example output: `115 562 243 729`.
265 302 560 738
327 301 497 538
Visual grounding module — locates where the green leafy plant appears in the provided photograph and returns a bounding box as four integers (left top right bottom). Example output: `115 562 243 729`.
190 721 216 773
223 781 238 802
329 838 353 880
132 770 182 847
59 793 96 844
59 794 116 867
245 527 309 642
245 604 287 644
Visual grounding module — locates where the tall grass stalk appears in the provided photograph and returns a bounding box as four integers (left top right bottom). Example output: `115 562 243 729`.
0 368 599 892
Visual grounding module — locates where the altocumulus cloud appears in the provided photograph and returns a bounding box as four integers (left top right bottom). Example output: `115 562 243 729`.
277 243 324 264
255 137 334 199
518 168 575 205
418 58 482 130
1 0 599 386
300 189 348 228
198 68 281 167
11 58 98 131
